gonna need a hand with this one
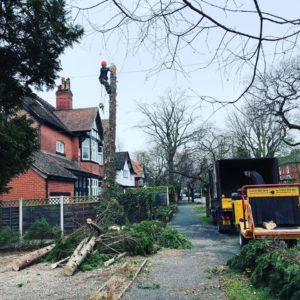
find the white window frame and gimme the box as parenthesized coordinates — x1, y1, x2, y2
(56, 140, 65, 154)
(82, 138, 90, 160)
(123, 170, 129, 178)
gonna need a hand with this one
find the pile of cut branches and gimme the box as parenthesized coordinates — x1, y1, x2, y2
(227, 240, 300, 300)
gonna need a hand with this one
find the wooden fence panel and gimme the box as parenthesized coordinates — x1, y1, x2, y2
(0, 207, 19, 231)
(64, 202, 98, 233)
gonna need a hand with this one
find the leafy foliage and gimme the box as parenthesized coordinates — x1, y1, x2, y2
(79, 252, 113, 271)
(126, 221, 192, 256)
(228, 240, 300, 299)
(24, 218, 61, 240)
(0, 115, 38, 193)
(44, 232, 82, 262)
(0, 226, 19, 246)
(117, 188, 153, 222)
(0, 0, 83, 192)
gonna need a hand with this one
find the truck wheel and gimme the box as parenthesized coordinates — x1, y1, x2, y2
(211, 212, 217, 225)
(286, 239, 297, 248)
(217, 213, 226, 233)
(239, 231, 249, 247)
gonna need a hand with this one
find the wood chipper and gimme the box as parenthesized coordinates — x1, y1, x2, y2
(206, 158, 300, 246)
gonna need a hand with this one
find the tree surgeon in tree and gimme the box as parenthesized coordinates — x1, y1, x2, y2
(99, 60, 111, 94)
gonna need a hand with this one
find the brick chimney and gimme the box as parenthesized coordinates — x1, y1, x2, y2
(56, 77, 73, 110)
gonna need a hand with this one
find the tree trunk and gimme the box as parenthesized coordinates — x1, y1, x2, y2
(12, 244, 55, 271)
(64, 236, 96, 276)
(102, 64, 117, 199)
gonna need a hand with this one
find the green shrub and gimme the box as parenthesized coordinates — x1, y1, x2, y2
(117, 189, 153, 222)
(24, 218, 52, 240)
(0, 226, 19, 246)
(159, 227, 192, 249)
(227, 240, 300, 299)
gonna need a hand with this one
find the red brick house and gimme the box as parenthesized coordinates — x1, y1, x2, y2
(132, 160, 145, 187)
(0, 78, 104, 200)
(279, 162, 300, 183)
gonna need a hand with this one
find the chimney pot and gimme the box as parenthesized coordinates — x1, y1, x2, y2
(56, 77, 73, 110)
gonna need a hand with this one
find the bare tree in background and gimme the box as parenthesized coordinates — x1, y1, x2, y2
(72, 1, 300, 103)
(249, 56, 300, 146)
(134, 146, 167, 186)
(227, 100, 288, 158)
(137, 89, 198, 185)
(174, 127, 231, 183)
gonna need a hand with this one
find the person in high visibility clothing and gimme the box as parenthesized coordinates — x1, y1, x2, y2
(99, 60, 111, 94)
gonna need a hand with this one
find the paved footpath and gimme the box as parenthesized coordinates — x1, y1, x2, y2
(123, 203, 239, 300)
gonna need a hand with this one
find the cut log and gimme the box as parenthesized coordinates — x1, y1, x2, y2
(263, 220, 277, 230)
(104, 252, 127, 267)
(64, 236, 97, 276)
(12, 244, 55, 271)
(86, 218, 103, 234)
(50, 256, 70, 269)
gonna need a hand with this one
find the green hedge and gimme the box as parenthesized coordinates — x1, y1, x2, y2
(227, 240, 300, 300)
(117, 188, 153, 222)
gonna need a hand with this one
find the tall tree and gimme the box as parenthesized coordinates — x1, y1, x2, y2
(249, 56, 300, 146)
(0, 0, 83, 193)
(137, 89, 198, 185)
(73, 1, 300, 102)
(227, 99, 288, 158)
(134, 147, 167, 186)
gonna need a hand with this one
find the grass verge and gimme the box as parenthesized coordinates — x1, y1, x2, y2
(206, 266, 276, 300)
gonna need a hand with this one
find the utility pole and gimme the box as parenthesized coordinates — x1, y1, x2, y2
(102, 64, 117, 199)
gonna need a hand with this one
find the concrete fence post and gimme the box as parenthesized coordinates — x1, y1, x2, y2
(166, 186, 170, 206)
(60, 196, 64, 238)
(19, 198, 23, 238)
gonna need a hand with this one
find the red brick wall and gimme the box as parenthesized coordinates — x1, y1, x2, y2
(40, 124, 74, 159)
(0, 169, 46, 201)
(80, 162, 104, 177)
(48, 180, 74, 197)
(71, 137, 80, 161)
(56, 90, 73, 110)
(279, 164, 300, 182)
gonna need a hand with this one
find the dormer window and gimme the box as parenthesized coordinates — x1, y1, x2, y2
(56, 141, 65, 154)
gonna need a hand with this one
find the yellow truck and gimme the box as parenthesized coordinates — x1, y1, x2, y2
(206, 158, 300, 246)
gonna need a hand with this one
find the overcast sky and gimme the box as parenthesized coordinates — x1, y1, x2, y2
(37, 1, 300, 155)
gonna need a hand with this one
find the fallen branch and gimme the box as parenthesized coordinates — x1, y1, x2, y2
(64, 236, 97, 276)
(87, 218, 103, 234)
(117, 258, 148, 299)
(104, 252, 127, 267)
(50, 256, 70, 269)
(12, 244, 55, 271)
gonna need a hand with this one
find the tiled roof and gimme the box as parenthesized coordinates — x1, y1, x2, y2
(43, 151, 90, 174)
(115, 152, 135, 173)
(132, 160, 144, 178)
(32, 151, 91, 180)
(23, 96, 71, 133)
(32, 151, 77, 180)
(54, 108, 98, 132)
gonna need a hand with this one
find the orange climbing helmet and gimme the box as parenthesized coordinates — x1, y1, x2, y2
(101, 60, 107, 66)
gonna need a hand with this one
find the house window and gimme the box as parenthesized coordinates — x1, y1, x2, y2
(82, 138, 90, 160)
(56, 141, 65, 154)
(98, 146, 103, 165)
(123, 170, 129, 178)
(91, 140, 98, 162)
(87, 178, 99, 196)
